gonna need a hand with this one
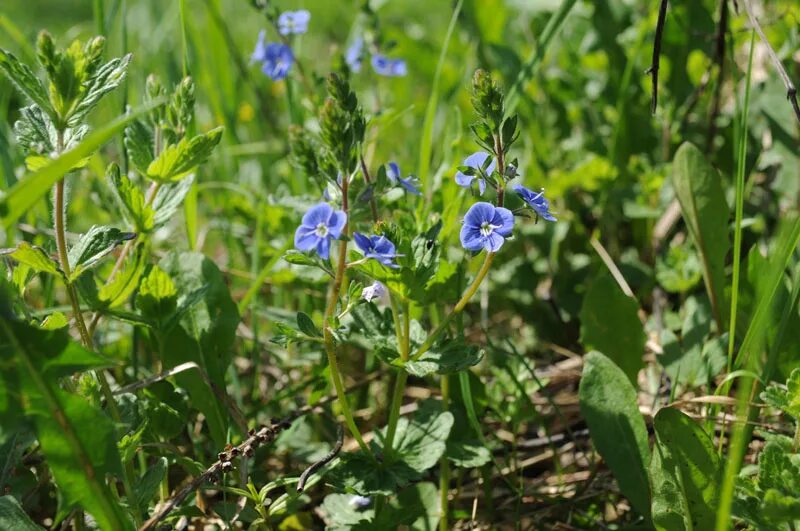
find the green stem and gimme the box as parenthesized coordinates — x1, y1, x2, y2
(411, 252, 496, 362)
(322, 177, 372, 458)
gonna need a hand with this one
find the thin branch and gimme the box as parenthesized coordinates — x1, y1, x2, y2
(706, 0, 729, 151)
(741, 0, 800, 124)
(297, 423, 344, 492)
(647, 0, 669, 114)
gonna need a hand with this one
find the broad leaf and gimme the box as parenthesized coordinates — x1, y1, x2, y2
(0, 319, 132, 530)
(4, 242, 63, 279)
(579, 273, 645, 383)
(672, 142, 730, 328)
(136, 265, 178, 321)
(67, 55, 132, 127)
(0, 48, 53, 119)
(761, 368, 800, 419)
(296, 311, 322, 337)
(107, 163, 154, 232)
(445, 437, 491, 468)
(68, 226, 136, 281)
(405, 341, 483, 377)
(135, 456, 168, 514)
(98, 247, 146, 309)
(650, 408, 720, 530)
(0, 495, 43, 531)
(152, 175, 195, 227)
(146, 127, 223, 182)
(579, 351, 651, 519)
(123, 119, 154, 175)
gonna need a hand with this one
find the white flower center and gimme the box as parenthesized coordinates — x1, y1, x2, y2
(315, 223, 329, 237)
(480, 221, 499, 237)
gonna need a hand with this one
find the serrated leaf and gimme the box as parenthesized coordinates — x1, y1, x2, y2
(123, 119, 154, 175)
(67, 54, 132, 127)
(579, 351, 651, 519)
(67, 226, 136, 281)
(152, 176, 194, 227)
(13, 104, 53, 154)
(107, 164, 154, 232)
(4, 241, 63, 278)
(580, 274, 645, 383)
(650, 408, 720, 531)
(0, 48, 53, 119)
(672, 142, 730, 328)
(98, 247, 145, 309)
(146, 127, 223, 182)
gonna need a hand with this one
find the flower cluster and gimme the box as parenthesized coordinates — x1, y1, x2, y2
(252, 10, 309, 81)
(345, 37, 407, 78)
(453, 71, 557, 253)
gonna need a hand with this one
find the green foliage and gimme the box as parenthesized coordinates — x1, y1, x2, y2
(146, 127, 223, 183)
(67, 225, 135, 281)
(322, 482, 439, 530)
(579, 351, 651, 519)
(672, 142, 730, 329)
(4, 242, 63, 279)
(0, 496, 43, 531)
(649, 408, 720, 531)
(762, 368, 800, 420)
(579, 273, 645, 383)
(0, 319, 131, 530)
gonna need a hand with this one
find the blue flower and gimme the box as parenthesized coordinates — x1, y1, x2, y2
(513, 184, 557, 222)
(278, 10, 311, 35)
(345, 37, 364, 73)
(386, 162, 421, 196)
(252, 33, 294, 81)
(371, 54, 407, 77)
(455, 151, 496, 195)
(353, 232, 401, 268)
(361, 281, 386, 303)
(294, 203, 347, 259)
(460, 202, 514, 252)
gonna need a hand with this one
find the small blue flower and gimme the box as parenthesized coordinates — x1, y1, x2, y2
(252, 33, 294, 81)
(353, 232, 402, 268)
(460, 202, 514, 253)
(386, 162, 421, 196)
(513, 184, 557, 222)
(455, 152, 496, 195)
(361, 281, 386, 303)
(294, 203, 347, 260)
(371, 54, 407, 77)
(278, 10, 311, 35)
(345, 37, 364, 73)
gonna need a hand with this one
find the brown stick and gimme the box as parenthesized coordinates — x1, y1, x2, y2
(647, 0, 669, 114)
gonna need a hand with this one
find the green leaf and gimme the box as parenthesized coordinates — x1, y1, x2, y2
(107, 163, 154, 232)
(68, 226, 136, 281)
(761, 368, 800, 419)
(0, 319, 132, 530)
(98, 247, 146, 309)
(672, 142, 730, 329)
(404, 342, 483, 377)
(0, 495, 43, 531)
(650, 408, 720, 531)
(0, 98, 165, 229)
(40, 311, 68, 330)
(579, 274, 645, 383)
(3, 242, 63, 279)
(152, 176, 194, 227)
(296, 312, 322, 338)
(136, 265, 177, 321)
(323, 482, 440, 530)
(135, 456, 167, 513)
(445, 437, 491, 468)
(67, 54, 132, 127)
(0, 48, 53, 119)
(331, 409, 453, 496)
(158, 251, 239, 444)
(146, 127, 223, 182)
(578, 351, 651, 519)
(123, 119, 154, 175)
(13, 105, 53, 154)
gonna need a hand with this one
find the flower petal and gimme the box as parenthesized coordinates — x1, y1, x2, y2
(485, 232, 506, 252)
(327, 210, 347, 238)
(353, 232, 372, 254)
(477, 178, 486, 196)
(302, 203, 334, 227)
(460, 225, 485, 251)
(463, 202, 495, 228)
(294, 227, 319, 252)
(387, 162, 400, 183)
(492, 207, 515, 236)
(455, 171, 473, 188)
(316, 236, 331, 260)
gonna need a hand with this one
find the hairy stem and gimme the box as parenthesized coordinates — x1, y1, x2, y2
(322, 175, 372, 457)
